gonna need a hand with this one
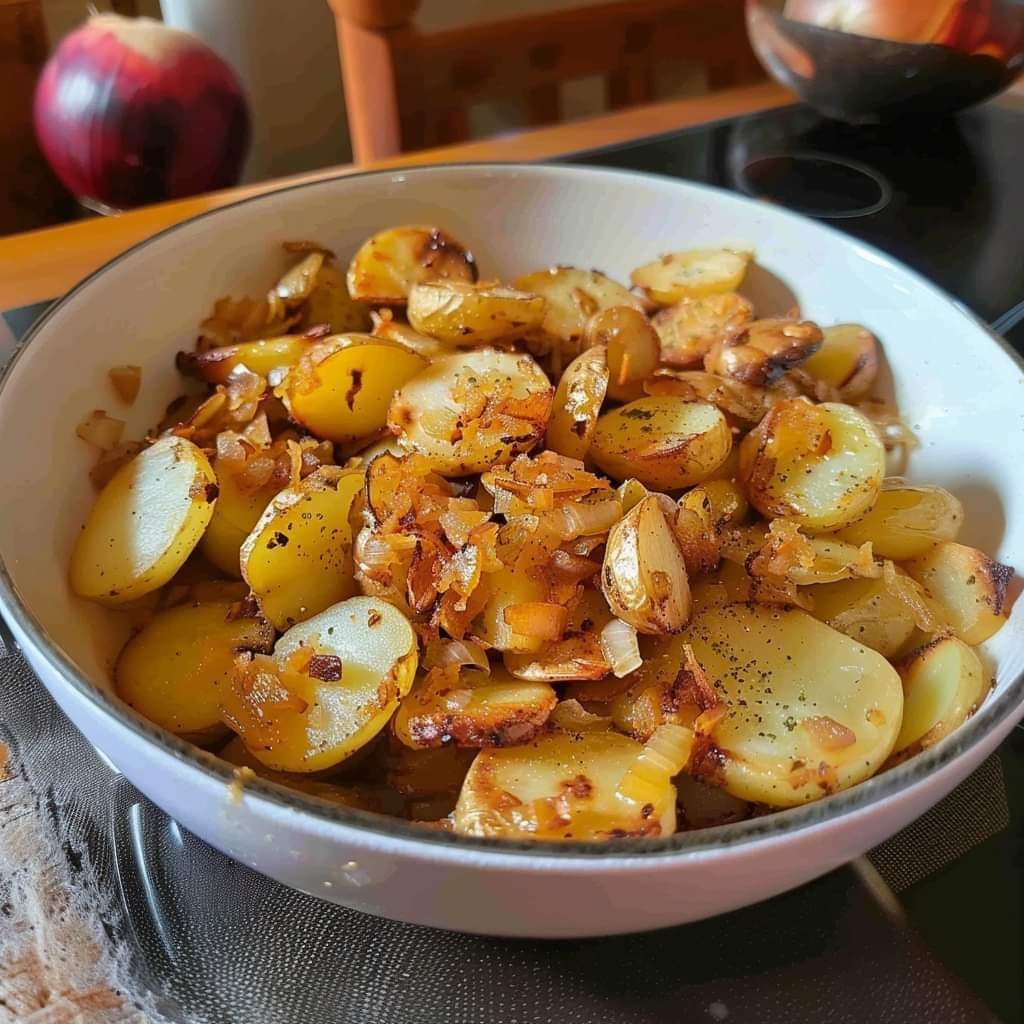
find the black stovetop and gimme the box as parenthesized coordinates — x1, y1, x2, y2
(566, 99, 1024, 341)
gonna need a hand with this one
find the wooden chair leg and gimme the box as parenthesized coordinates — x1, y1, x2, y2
(526, 83, 561, 126)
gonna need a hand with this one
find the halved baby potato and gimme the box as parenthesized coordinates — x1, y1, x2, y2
(407, 281, 546, 344)
(685, 604, 903, 806)
(70, 436, 217, 604)
(591, 396, 732, 490)
(388, 348, 553, 476)
(346, 225, 477, 304)
(393, 665, 557, 749)
(115, 601, 274, 742)
(221, 596, 418, 772)
(904, 541, 1013, 645)
(652, 292, 754, 368)
(241, 466, 364, 630)
(512, 266, 643, 356)
(584, 306, 660, 402)
(453, 730, 676, 840)
(278, 334, 428, 443)
(177, 335, 313, 385)
(739, 398, 885, 532)
(892, 635, 988, 758)
(602, 494, 692, 634)
(833, 481, 964, 560)
(800, 323, 880, 401)
(302, 262, 372, 334)
(545, 345, 609, 461)
(644, 370, 772, 428)
(631, 248, 752, 305)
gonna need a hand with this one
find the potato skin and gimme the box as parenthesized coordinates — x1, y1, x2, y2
(407, 282, 546, 344)
(545, 345, 609, 460)
(70, 436, 217, 604)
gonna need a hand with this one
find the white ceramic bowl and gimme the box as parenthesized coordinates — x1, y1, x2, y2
(1, 165, 1022, 938)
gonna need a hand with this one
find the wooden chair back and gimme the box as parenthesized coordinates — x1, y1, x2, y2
(327, 0, 762, 163)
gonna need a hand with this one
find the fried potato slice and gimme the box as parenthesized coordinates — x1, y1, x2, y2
(407, 281, 546, 344)
(453, 731, 676, 840)
(631, 248, 752, 305)
(347, 225, 477, 304)
(891, 635, 988, 759)
(388, 349, 553, 476)
(221, 596, 417, 772)
(240, 466, 363, 630)
(116, 601, 274, 742)
(685, 604, 903, 807)
(70, 436, 217, 604)
(739, 398, 885, 532)
(393, 665, 557, 749)
(591, 396, 732, 490)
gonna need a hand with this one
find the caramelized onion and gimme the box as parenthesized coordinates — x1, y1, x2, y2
(76, 409, 125, 450)
(599, 617, 642, 677)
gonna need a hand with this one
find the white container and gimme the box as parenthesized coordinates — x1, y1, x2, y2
(1, 165, 1022, 937)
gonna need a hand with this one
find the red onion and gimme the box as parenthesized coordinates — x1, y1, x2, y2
(34, 14, 249, 210)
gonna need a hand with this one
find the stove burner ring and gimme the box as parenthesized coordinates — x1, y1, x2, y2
(737, 151, 893, 220)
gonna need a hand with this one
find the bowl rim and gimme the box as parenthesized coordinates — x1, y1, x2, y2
(2, 160, 1023, 864)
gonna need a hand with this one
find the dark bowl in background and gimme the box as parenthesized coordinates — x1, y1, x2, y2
(747, 0, 1024, 123)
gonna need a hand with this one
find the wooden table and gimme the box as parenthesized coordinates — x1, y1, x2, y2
(0, 81, 791, 310)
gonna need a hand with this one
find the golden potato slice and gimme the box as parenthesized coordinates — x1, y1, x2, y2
(800, 323, 880, 401)
(240, 466, 364, 630)
(833, 481, 964, 560)
(808, 575, 917, 658)
(616, 478, 650, 514)
(347, 225, 477, 304)
(388, 349, 553, 476)
(221, 597, 418, 772)
(591, 396, 732, 490)
(407, 281, 546, 344)
(453, 731, 676, 840)
(545, 346, 609, 461)
(115, 601, 274, 742)
(652, 292, 754, 368)
(201, 460, 280, 577)
(603, 494, 691, 634)
(686, 604, 903, 806)
(302, 262, 372, 333)
(631, 249, 752, 305)
(739, 399, 885, 532)
(904, 541, 1013, 645)
(512, 266, 643, 357)
(393, 665, 557, 749)
(278, 334, 428, 444)
(892, 636, 988, 758)
(177, 335, 313, 386)
(70, 436, 217, 605)
(583, 306, 660, 402)
(699, 479, 749, 530)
